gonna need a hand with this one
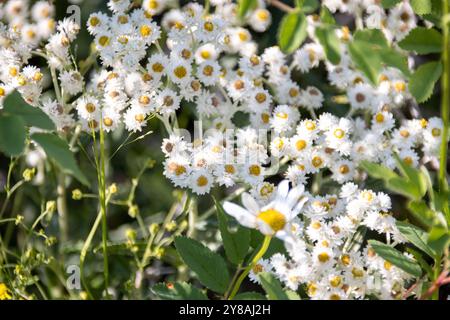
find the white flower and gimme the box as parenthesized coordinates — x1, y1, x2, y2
(223, 180, 308, 239)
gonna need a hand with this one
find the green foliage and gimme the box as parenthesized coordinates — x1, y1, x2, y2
(258, 272, 290, 300)
(174, 236, 230, 294)
(215, 198, 250, 265)
(0, 114, 26, 157)
(396, 221, 436, 258)
(368, 240, 422, 277)
(233, 292, 267, 300)
(237, 0, 257, 18)
(410, 0, 432, 15)
(348, 29, 409, 84)
(315, 26, 341, 65)
(3, 90, 55, 131)
(278, 12, 308, 54)
(398, 27, 442, 54)
(381, 0, 401, 8)
(151, 282, 208, 300)
(31, 133, 89, 186)
(409, 61, 442, 103)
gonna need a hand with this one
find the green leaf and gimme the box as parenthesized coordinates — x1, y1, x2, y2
(381, 0, 401, 8)
(297, 0, 320, 13)
(398, 27, 442, 54)
(386, 177, 422, 200)
(409, 61, 442, 103)
(368, 240, 422, 277)
(238, 0, 257, 18)
(0, 114, 26, 157)
(360, 161, 399, 181)
(320, 6, 335, 24)
(31, 133, 89, 186)
(427, 226, 450, 257)
(258, 272, 289, 300)
(174, 236, 230, 294)
(215, 198, 250, 265)
(315, 26, 341, 65)
(278, 12, 308, 54)
(285, 290, 301, 300)
(396, 221, 436, 258)
(411, 0, 432, 15)
(407, 200, 437, 228)
(233, 292, 267, 300)
(3, 91, 55, 131)
(394, 155, 428, 198)
(349, 29, 409, 84)
(151, 282, 208, 300)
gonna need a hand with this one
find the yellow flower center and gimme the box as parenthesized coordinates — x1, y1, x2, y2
(152, 62, 164, 73)
(305, 121, 316, 131)
(318, 252, 330, 263)
(333, 128, 345, 139)
(85, 102, 96, 113)
(330, 294, 341, 300)
(400, 129, 410, 138)
(135, 114, 145, 122)
(341, 254, 351, 266)
(312, 156, 323, 168)
(403, 156, 413, 166)
(276, 112, 288, 119)
(432, 128, 441, 137)
(140, 25, 152, 37)
(98, 36, 110, 47)
(174, 66, 187, 78)
(225, 164, 235, 174)
(296, 139, 307, 151)
(257, 209, 286, 232)
(204, 21, 214, 32)
(103, 117, 113, 127)
(203, 65, 213, 76)
(0, 283, 11, 300)
(261, 113, 270, 123)
(200, 50, 211, 59)
(394, 81, 406, 92)
(329, 276, 342, 287)
(89, 16, 100, 27)
(252, 263, 264, 274)
(289, 88, 299, 97)
(339, 165, 349, 174)
(255, 92, 267, 103)
(197, 175, 208, 187)
(352, 268, 364, 278)
(420, 118, 428, 128)
(0, 87, 5, 96)
(249, 165, 261, 176)
(375, 113, 385, 123)
(384, 261, 392, 271)
(256, 9, 269, 21)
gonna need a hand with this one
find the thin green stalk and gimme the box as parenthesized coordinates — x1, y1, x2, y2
(98, 126, 110, 297)
(440, 0, 450, 203)
(227, 236, 272, 300)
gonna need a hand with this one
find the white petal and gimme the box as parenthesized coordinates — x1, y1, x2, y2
(286, 184, 305, 209)
(223, 202, 256, 229)
(276, 180, 290, 199)
(241, 192, 260, 215)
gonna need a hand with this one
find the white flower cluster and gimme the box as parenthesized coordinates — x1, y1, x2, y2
(225, 180, 413, 300)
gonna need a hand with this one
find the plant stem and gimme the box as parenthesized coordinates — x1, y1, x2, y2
(57, 172, 69, 243)
(227, 235, 272, 300)
(440, 0, 450, 208)
(267, 0, 295, 13)
(98, 127, 110, 298)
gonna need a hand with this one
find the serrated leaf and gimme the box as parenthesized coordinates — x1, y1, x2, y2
(278, 12, 308, 54)
(152, 282, 208, 300)
(174, 236, 230, 294)
(396, 221, 436, 258)
(258, 272, 289, 300)
(238, 0, 257, 18)
(215, 198, 250, 265)
(368, 240, 422, 277)
(409, 61, 442, 103)
(394, 155, 428, 198)
(315, 26, 341, 65)
(398, 27, 442, 54)
(360, 161, 399, 181)
(0, 114, 26, 157)
(411, 0, 432, 15)
(3, 90, 55, 131)
(233, 292, 267, 300)
(31, 133, 89, 186)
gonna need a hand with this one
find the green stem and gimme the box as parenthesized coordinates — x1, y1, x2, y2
(440, 0, 450, 210)
(98, 127, 110, 298)
(227, 236, 272, 300)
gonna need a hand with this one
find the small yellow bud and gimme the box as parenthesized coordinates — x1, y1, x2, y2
(46, 201, 56, 213)
(22, 168, 36, 182)
(108, 183, 118, 195)
(149, 223, 159, 235)
(154, 247, 165, 259)
(128, 205, 139, 218)
(72, 189, 83, 200)
(165, 221, 177, 232)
